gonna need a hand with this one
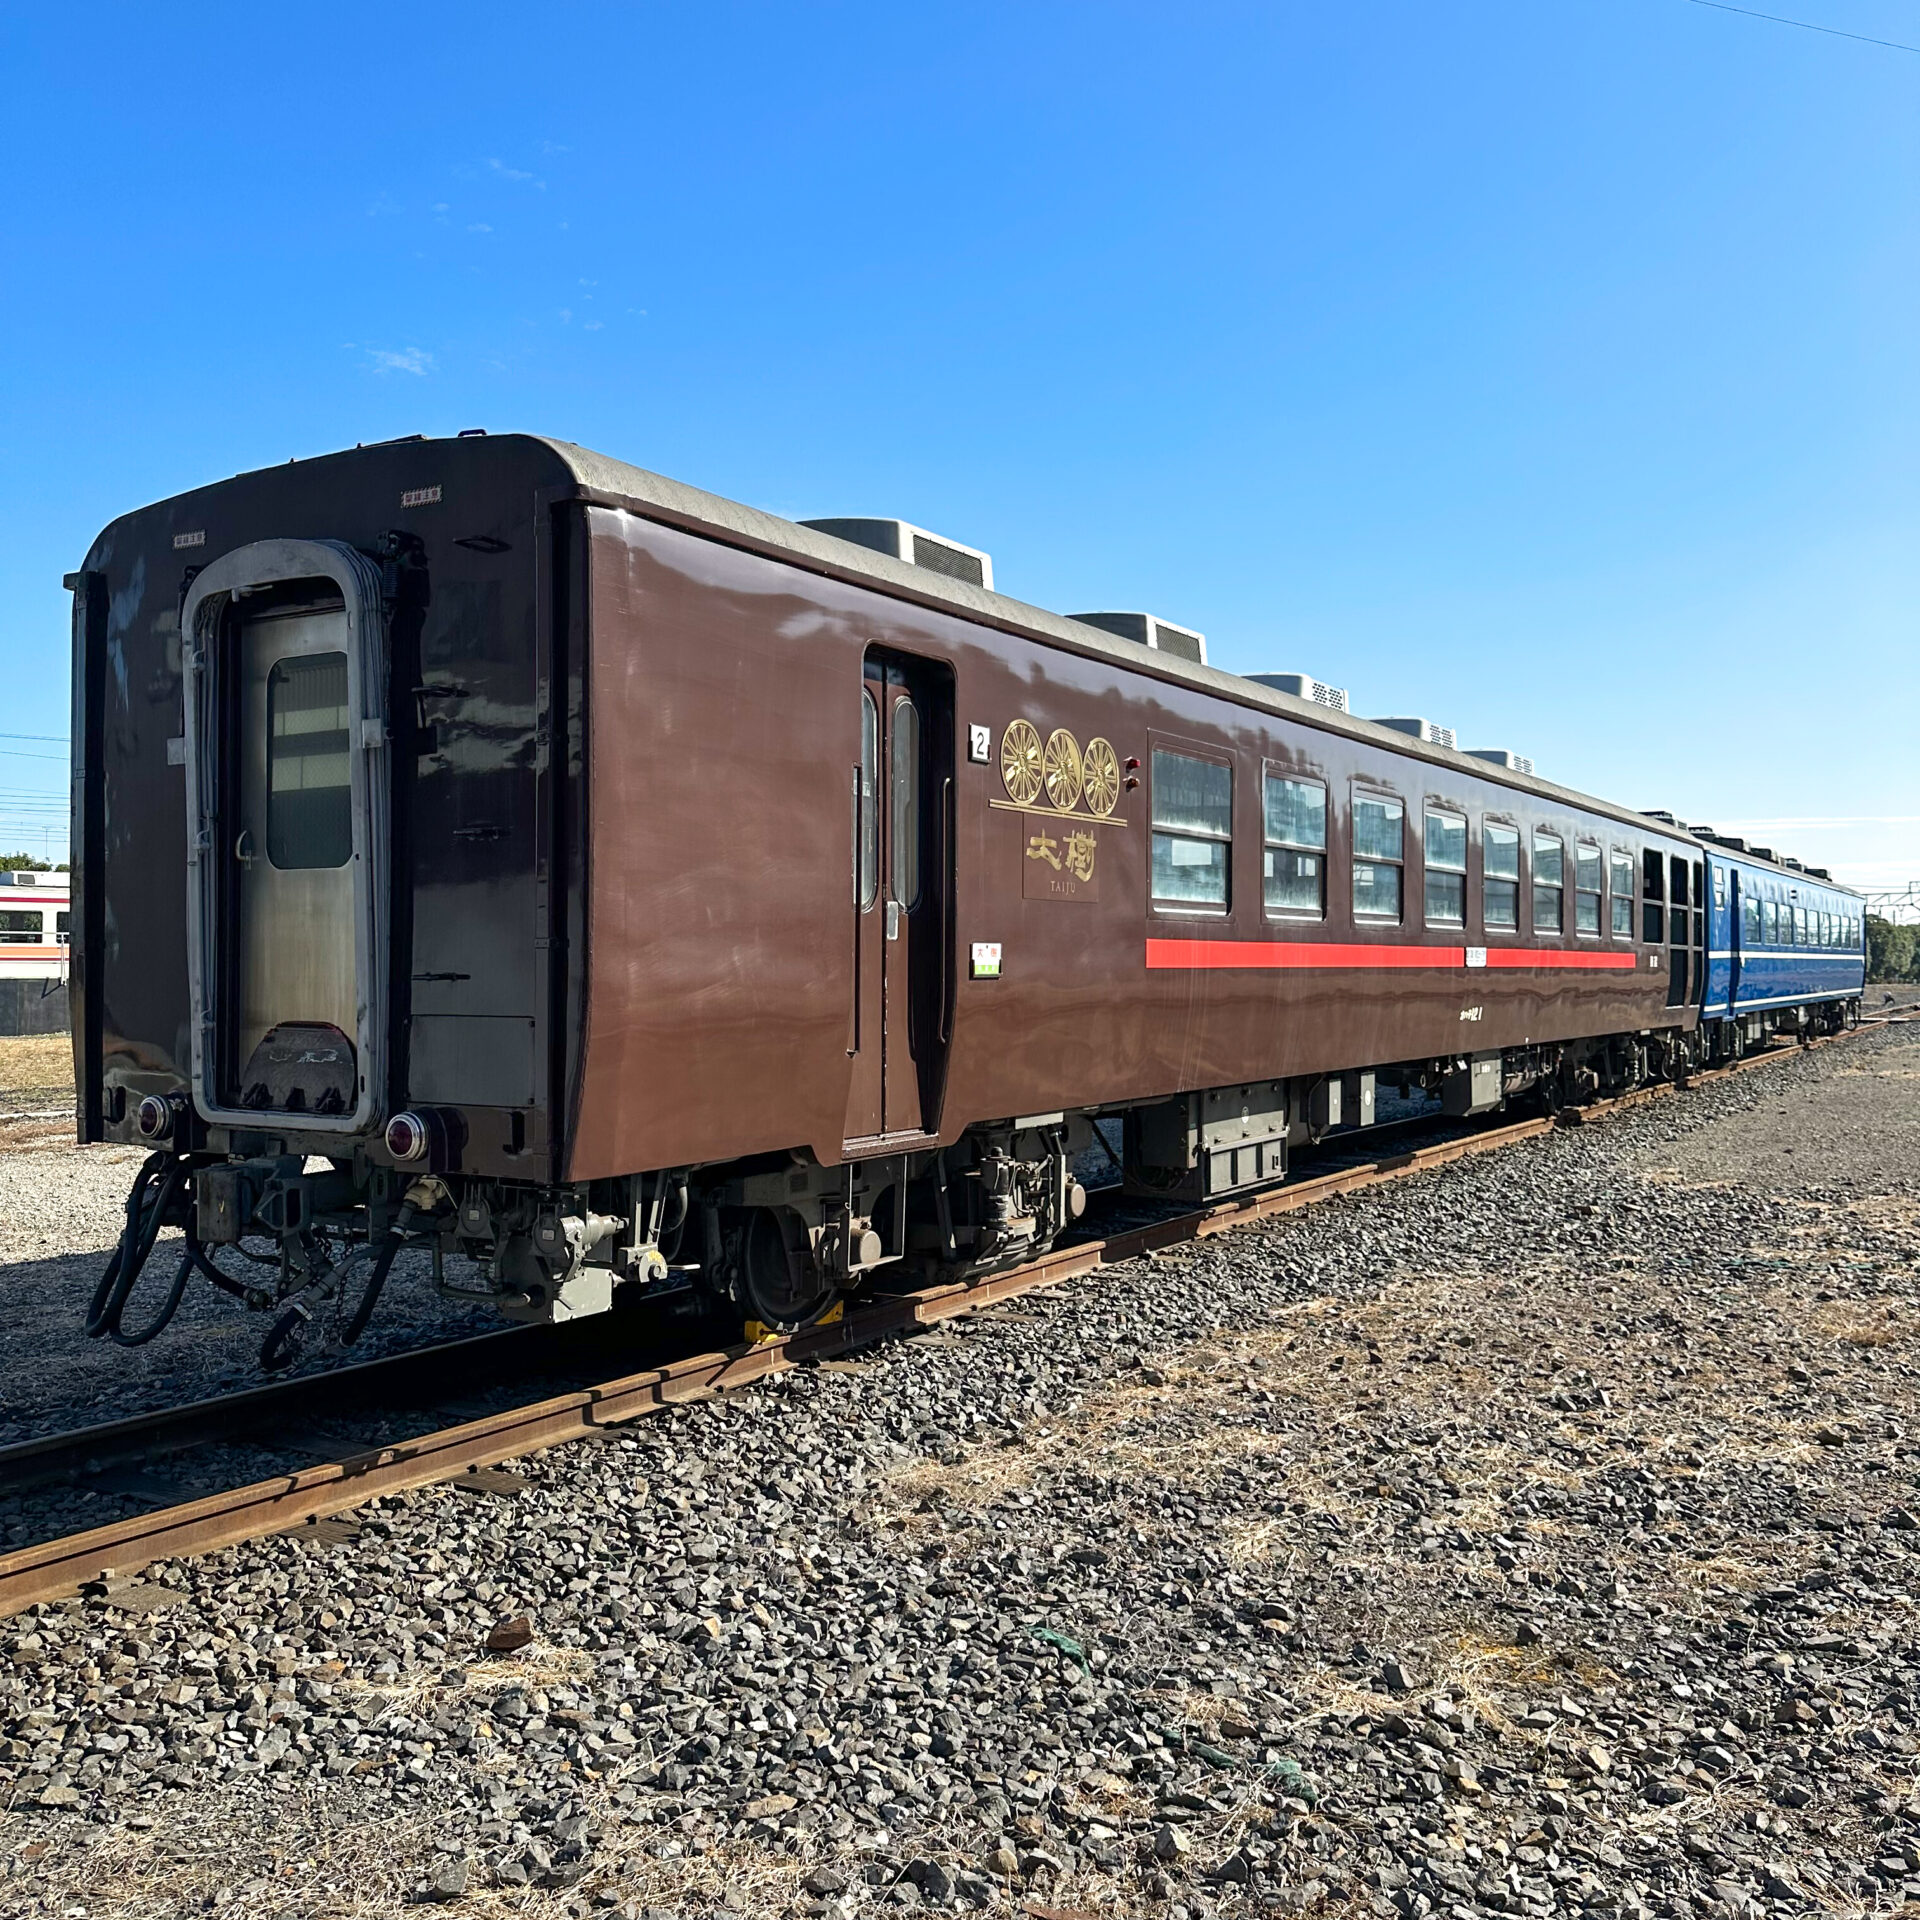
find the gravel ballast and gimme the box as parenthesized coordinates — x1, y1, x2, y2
(2, 1021, 1917, 1918)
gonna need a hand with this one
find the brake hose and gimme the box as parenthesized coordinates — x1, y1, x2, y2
(85, 1154, 193, 1347)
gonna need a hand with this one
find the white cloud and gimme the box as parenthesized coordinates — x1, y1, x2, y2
(487, 157, 545, 187)
(467, 223, 492, 233)
(584, 320, 603, 331)
(366, 347, 434, 376)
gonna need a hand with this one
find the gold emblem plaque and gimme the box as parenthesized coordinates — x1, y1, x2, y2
(991, 716, 1128, 838)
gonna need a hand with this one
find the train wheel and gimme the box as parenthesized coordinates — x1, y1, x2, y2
(1082, 737, 1120, 816)
(736, 1206, 836, 1333)
(1000, 720, 1043, 807)
(1043, 729, 1083, 812)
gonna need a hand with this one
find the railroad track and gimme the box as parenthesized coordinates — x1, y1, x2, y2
(0, 1028, 1859, 1620)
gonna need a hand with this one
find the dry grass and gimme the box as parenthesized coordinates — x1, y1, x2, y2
(0, 1031, 72, 1095)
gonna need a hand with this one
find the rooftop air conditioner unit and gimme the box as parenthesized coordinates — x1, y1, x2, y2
(1642, 809, 1678, 826)
(1068, 611, 1206, 667)
(1689, 826, 1719, 841)
(1749, 846, 1776, 862)
(1373, 716, 1457, 751)
(1806, 866, 1831, 880)
(1247, 672, 1350, 713)
(1464, 748, 1535, 776)
(1783, 857, 1805, 871)
(798, 517, 993, 592)
(1709, 835, 1749, 852)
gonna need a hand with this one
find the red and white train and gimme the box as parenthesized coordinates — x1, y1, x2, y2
(0, 870, 71, 1035)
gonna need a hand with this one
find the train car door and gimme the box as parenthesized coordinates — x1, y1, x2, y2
(228, 607, 360, 1104)
(1692, 857, 1708, 1010)
(847, 649, 954, 1144)
(1727, 868, 1744, 1011)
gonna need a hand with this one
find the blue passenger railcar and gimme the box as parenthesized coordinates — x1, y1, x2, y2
(1701, 847, 1865, 1044)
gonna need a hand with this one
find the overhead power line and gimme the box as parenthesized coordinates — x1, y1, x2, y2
(1682, 0, 1920, 54)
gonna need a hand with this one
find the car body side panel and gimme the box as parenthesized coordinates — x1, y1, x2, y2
(568, 507, 1702, 1183)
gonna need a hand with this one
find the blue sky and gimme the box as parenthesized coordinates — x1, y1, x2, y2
(1, 1, 1914, 892)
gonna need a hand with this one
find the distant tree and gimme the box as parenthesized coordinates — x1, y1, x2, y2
(0, 853, 50, 872)
(1867, 915, 1919, 983)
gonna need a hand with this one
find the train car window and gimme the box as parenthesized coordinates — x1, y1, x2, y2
(55, 911, 70, 945)
(1533, 832, 1564, 933)
(1262, 772, 1326, 918)
(891, 699, 921, 910)
(1714, 866, 1729, 909)
(266, 653, 353, 870)
(1352, 793, 1404, 921)
(1151, 749, 1232, 913)
(1642, 849, 1664, 945)
(858, 691, 879, 910)
(1610, 850, 1634, 938)
(1795, 904, 1809, 946)
(1484, 823, 1520, 930)
(1575, 842, 1602, 936)
(1742, 894, 1760, 945)
(0, 910, 42, 943)
(1762, 898, 1776, 944)
(1424, 808, 1467, 927)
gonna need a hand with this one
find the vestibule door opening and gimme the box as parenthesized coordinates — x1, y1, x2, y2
(846, 647, 954, 1146)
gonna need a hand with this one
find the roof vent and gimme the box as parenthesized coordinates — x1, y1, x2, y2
(799, 517, 993, 591)
(1247, 671, 1349, 713)
(1689, 825, 1718, 841)
(1806, 866, 1831, 880)
(1783, 856, 1805, 871)
(1464, 747, 1535, 776)
(1708, 834, 1748, 852)
(1641, 809, 1678, 826)
(1068, 611, 1206, 666)
(1373, 715, 1457, 751)
(1749, 845, 1776, 862)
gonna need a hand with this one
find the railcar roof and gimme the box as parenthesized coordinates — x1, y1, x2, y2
(87, 430, 1851, 886)
(547, 437, 1709, 856)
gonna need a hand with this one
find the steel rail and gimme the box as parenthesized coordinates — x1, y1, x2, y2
(0, 1030, 1853, 1619)
(0, 1318, 621, 1500)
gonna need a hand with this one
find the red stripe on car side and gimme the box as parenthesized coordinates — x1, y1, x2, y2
(1145, 938, 1640, 972)
(1481, 947, 1638, 970)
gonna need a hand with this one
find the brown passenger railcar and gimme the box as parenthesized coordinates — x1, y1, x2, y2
(68, 434, 1752, 1352)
